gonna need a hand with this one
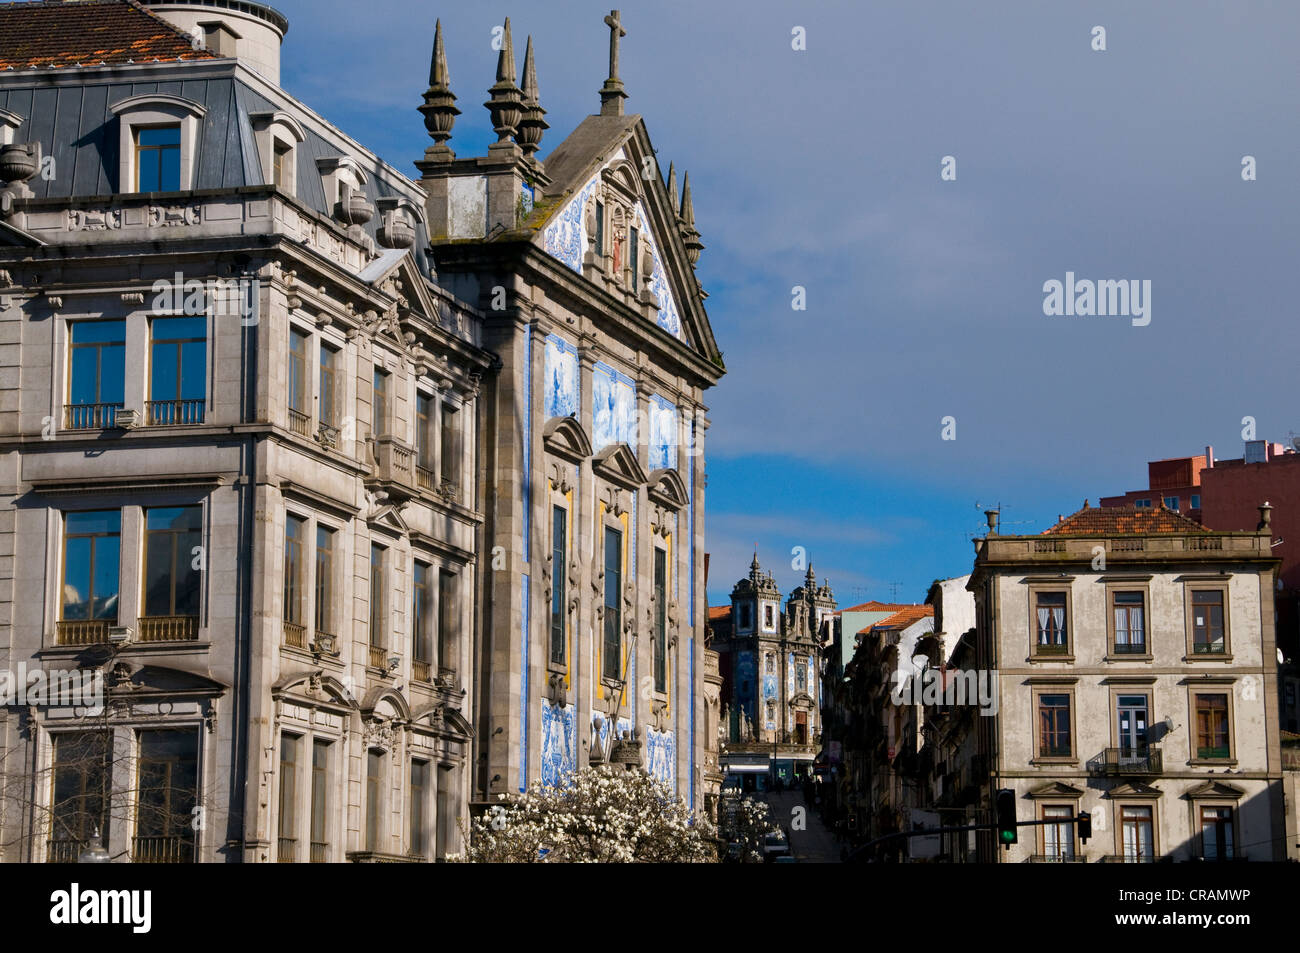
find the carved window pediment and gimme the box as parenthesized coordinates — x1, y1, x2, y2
(646, 467, 688, 510)
(592, 442, 647, 490)
(1184, 780, 1245, 800)
(543, 415, 593, 463)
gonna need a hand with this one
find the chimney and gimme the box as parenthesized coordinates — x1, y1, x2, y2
(142, 1, 288, 85)
(1205, 445, 1214, 468)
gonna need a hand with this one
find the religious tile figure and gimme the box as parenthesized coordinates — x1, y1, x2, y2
(415, 11, 724, 807)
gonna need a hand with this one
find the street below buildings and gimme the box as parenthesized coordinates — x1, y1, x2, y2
(763, 789, 842, 863)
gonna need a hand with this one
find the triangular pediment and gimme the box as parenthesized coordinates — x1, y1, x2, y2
(543, 415, 593, 463)
(367, 499, 411, 537)
(1184, 780, 1245, 799)
(1026, 781, 1086, 799)
(1105, 781, 1163, 799)
(592, 442, 647, 490)
(646, 467, 688, 510)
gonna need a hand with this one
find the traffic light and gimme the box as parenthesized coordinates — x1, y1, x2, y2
(996, 789, 1017, 846)
(1078, 811, 1092, 844)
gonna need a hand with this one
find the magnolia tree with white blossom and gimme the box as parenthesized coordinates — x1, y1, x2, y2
(452, 765, 719, 863)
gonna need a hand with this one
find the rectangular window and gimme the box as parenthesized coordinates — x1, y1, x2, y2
(142, 506, 202, 635)
(551, 507, 567, 666)
(796, 660, 807, 692)
(603, 527, 622, 681)
(67, 320, 126, 429)
(61, 510, 121, 626)
(1043, 805, 1075, 860)
(764, 605, 774, 629)
(136, 125, 180, 192)
(438, 569, 456, 675)
(372, 369, 389, 437)
(369, 544, 386, 653)
(283, 515, 306, 628)
(314, 526, 335, 637)
(1134, 499, 1151, 508)
(134, 729, 198, 863)
(272, 141, 291, 189)
(1034, 591, 1068, 654)
(654, 547, 667, 692)
(440, 403, 459, 487)
(1201, 806, 1234, 860)
(410, 760, 428, 858)
(628, 226, 639, 288)
(49, 732, 110, 860)
(277, 734, 299, 861)
(1192, 590, 1226, 655)
(595, 200, 605, 255)
(318, 344, 339, 429)
(1191, 494, 1202, 510)
(416, 392, 434, 481)
(288, 328, 310, 435)
(1037, 693, 1072, 758)
(413, 561, 432, 676)
(1116, 694, 1149, 758)
(365, 750, 383, 851)
(309, 740, 330, 862)
(1164, 496, 1180, 511)
(148, 315, 206, 425)
(1112, 590, 1146, 654)
(1195, 694, 1230, 760)
(1122, 806, 1155, 861)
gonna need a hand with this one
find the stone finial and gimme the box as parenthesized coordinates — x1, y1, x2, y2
(679, 171, 704, 265)
(1258, 501, 1273, 531)
(419, 20, 460, 162)
(666, 161, 679, 217)
(516, 35, 549, 164)
(984, 509, 999, 536)
(484, 18, 524, 145)
(599, 10, 628, 116)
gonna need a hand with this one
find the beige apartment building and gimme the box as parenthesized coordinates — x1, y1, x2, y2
(969, 503, 1288, 862)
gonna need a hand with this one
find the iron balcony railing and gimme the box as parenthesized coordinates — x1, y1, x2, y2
(145, 398, 205, 425)
(310, 842, 328, 863)
(64, 402, 123, 430)
(1028, 854, 1086, 863)
(1101, 853, 1169, 863)
(46, 838, 87, 863)
(278, 837, 297, 862)
(132, 835, 192, 863)
(1087, 746, 1163, 777)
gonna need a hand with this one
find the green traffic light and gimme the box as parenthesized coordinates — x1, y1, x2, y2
(999, 829, 1016, 843)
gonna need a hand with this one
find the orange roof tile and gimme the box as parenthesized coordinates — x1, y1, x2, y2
(838, 600, 910, 615)
(1044, 502, 1208, 536)
(857, 604, 933, 634)
(708, 605, 731, 622)
(0, 1, 216, 70)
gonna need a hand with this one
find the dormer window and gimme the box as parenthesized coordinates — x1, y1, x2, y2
(110, 94, 206, 194)
(251, 112, 305, 197)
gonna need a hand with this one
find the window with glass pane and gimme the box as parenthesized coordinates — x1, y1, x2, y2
(272, 141, 291, 189)
(283, 515, 305, 626)
(277, 734, 298, 858)
(1192, 590, 1225, 654)
(134, 730, 198, 862)
(318, 345, 339, 428)
(365, 750, 383, 851)
(1043, 805, 1075, 859)
(143, 506, 202, 620)
(62, 510, 121, 622)
(1034, 591, 1068, 653)
(796, 660, 807, 692)
(438, 569, 456, 674)
(416, 393, 433, 475)
(149, 316, 206, 424)
(440, 403, 458, 487)
(67, 320, 125, 429)
(135, 125, 180, 191)
(628, 226, 639, 288)
(595, 200, 604, 254)
(1122, 806, 1154, 861)
(551, 507, 567, 665)
(1038, 693, 1071, 757)
(315, 526, 335, 636)
(1201, 806, 1233, 860)
(369, 544, 386, 650)
(1112, 591, 1145, 653)
(50, 732, 110, 858)
(1195, 694, 1230, 759)
(372, 369, 389, 437)
(310, 740, 330, 862)
(288, 328, 309, 416)
(1117, 694, 1149, 758)
(413, 561, 431, 669)
(653, 548, 667, 692)
(1164, 496, 1180, 511)
(603, 527, 622, 681)
(410, 760, 428, 857)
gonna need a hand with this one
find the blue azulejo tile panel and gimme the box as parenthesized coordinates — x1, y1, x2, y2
(593, 361, 637, 451)
(540, 698, 576, 787)
(542, 170, 600, 272)
(646, 727, 676, 790)
(647, 394, 677, 471)
(544, 334, 579, 419)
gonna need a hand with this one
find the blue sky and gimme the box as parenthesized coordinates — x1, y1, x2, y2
(265, 0, 1300, 607)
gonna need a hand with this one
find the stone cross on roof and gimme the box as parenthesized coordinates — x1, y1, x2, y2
(599, 9, 628, 116)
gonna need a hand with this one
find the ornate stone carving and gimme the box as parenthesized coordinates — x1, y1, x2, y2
(68, 207, 121, 231)
(148, 204, 200, 227)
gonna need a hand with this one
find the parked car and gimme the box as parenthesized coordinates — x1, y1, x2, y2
(763, 830, 791, 862)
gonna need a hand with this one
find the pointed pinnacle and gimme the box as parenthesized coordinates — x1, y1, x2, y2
(430, 19, 449, 87)
(521, 35, 539, 103)
(496, 18, 516, 83)
(680, 171, 695, 227)
(667, 162, 679, 216)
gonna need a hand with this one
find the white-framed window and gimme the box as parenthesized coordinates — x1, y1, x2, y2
(109, 94, 206, 193)
(250, 111, 306, 196)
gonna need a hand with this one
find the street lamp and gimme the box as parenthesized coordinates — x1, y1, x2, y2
(77, 827, 110, 863)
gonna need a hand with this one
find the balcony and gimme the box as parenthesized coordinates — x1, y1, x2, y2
(278, 837, 297, 862)
(56, 619, 112, 646)
(138, 615, 199, 642)
(413, 659, 432, 683)
(283, 621, 307, 650)
(1101, 854, 1169, 863)
(368, 645, 387, 669)
(46, 838, 87, 863)
(1087, 746, 1163, 777)
(132, 835, 192, 863)
(416, 464, 434, 491)
(64, 402, 123, 431)
(344, 850, 426, 863)
(369, 435, 415, 489)
(1027, 854, 1086, 863)
(310, 841, 328, 863)
(316, 421, 340, 450)
(145, 398, 205, 426)
(287, 407, 311, 438)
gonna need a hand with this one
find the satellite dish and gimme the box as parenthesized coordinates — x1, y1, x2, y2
(1279, 647, 1286, 665)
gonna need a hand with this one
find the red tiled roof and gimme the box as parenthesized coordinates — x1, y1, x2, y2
(708, 605, 731, 622)
(0, 1, 216, 70)
(838, 600, 910, 615)
(1044, 502, 1208, 535)
(858, 604, 932, 634)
